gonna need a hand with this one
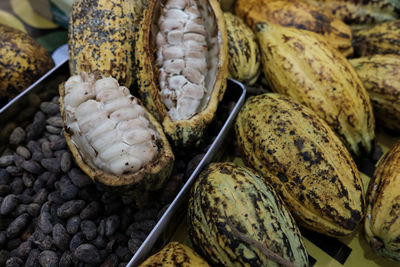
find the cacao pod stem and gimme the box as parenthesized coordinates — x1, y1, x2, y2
(225, 214, 297, 267)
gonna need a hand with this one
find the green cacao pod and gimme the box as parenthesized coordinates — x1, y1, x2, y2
(224, 12, 261, 85)
(188, 162, 309, 266)
(0, 24, 54, 98)
(139, 242, 210, 266)
(235, 93, 366, 238)
(135, 0, 228, 147)
(68, 0, 135, 89)
(365, 140, 400, 261)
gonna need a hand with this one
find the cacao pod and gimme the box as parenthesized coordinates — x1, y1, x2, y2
(365, 140, 400, 261)
(0, 24, 54, 98)
(135, 0, 228, 147)
(256, 22, 375, 157)
(68, 0, 135, 89)
(353, 20, 400, 57)
(188, 162, 309, 266)
(224, 12, 261, 85)
(235, 0, 353, 56)
(59, 72, 174, 195)
(306, 0, 400, 30)
(235, 93, 366, 237)
(139, 242, 210, 266)
(350, 54, 400, 132)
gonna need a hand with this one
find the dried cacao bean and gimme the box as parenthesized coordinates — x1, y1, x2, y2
(57, 200, 85, 219)
(40, 102, 59, 115)
(52, 223, 70, 250)
(0, 194, 17, 215)
(81, 220, 97, 241)
(39, 250, 59, 267)
(9, 127, 26, 145)
(74, 243, 103, 264)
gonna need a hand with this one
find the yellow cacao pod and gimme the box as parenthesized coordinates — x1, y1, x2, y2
(353, 20, 400, 57)
(235, 93, 366, 237)
(224, 12, 261, 85)
(256, 22, 375, 157)
(68, 0, 135, 89)
(306, 0, 400, 30)
(235, 0, 353, 56)
(365, 140, 400, 261)
(350, 54, 400, 132)
(0, 24, 54, 98)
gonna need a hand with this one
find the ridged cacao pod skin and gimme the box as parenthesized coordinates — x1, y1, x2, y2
(256, 22, 375, 158)
(234, 0, 353, 57)
(353, 20, 400, 57)
(365, 140, 400, 261)
(139, 242, 211, 266)
(135, 0, 228, 147)
(68, 0, 135, 89)
(188, 162, 309, 267)
(0, 24, 54, 98)
(306, 0, 400, 30)
(59, 74, 174, 195)
(235, 93, 366, 238)
(350, 55, 400, 132)
(224, 12, 261, 85)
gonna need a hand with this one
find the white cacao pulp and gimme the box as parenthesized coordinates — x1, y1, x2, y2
(156, 0, 211, 121)
(63, 73, 160, 175)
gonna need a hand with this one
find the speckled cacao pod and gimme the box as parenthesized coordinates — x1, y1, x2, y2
(256, 22, 375, 157)
(353, 20, 400, 57)
(235, 93, 366, 237)
(139, 242, 210, 266)
(68, 0, 135, 89)
(135, 0, 228, 147)
(59, 72, 174, 195)
(0, 24, 54, 98)
(365, 140, 400, 261)
(235, 0, 353, 56)
(307, 0, 400, 30)
(224, 12, 260, 85)
(350, 54, 400, 132)
(188, 162, 309, 266)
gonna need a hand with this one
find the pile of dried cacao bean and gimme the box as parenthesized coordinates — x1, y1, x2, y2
(0, 94, 234, 266)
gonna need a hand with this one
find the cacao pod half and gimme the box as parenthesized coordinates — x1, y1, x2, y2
(350, 54, 400, 132)
(235, 93, 366, 237)
(0, 24, 54, 98)
(68, 0, 135, 89)
(188, 162, 309, 266)
(59, 72, 174, 195)
(235, 0, 353, 56)
(365, 140, 400, 261)
(256, 22, 375, 158)
(135, 0, 228, 147)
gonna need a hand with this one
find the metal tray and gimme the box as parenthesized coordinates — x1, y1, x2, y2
(0, 61, 246, 266)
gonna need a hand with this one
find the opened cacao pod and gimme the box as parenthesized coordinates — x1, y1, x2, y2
(135, 0, 228, 147)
